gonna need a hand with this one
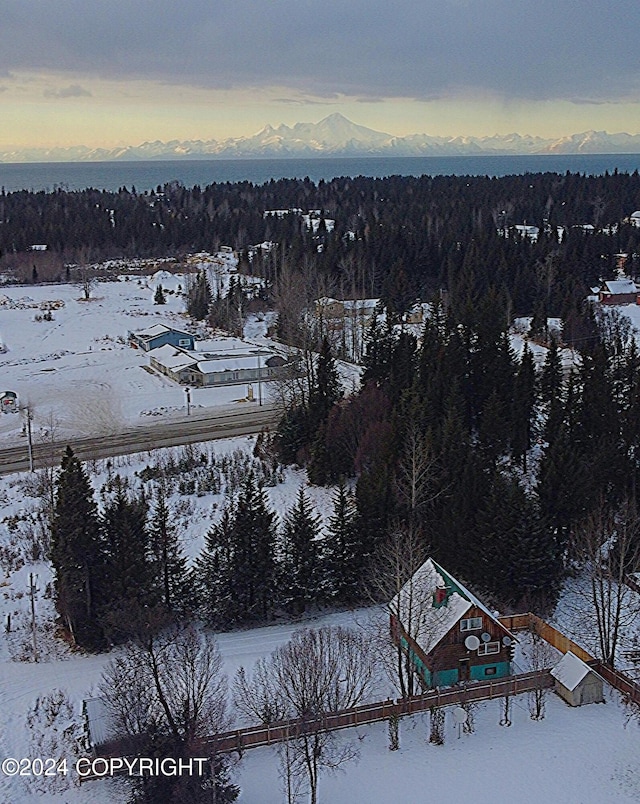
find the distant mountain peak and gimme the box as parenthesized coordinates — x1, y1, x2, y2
(3, 115, 640, 163)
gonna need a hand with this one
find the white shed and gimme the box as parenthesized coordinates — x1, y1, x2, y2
(550, 651, 604, 706)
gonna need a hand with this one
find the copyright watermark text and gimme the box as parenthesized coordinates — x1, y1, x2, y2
(2, 756, 208, 779)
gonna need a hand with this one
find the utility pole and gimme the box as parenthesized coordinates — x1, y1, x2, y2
(28, 572, 39, 662)
(184, 387, 191, 416)
(22, 404, 34, 472)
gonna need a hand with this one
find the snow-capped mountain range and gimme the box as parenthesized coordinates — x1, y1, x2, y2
(4, 113, 640, 163)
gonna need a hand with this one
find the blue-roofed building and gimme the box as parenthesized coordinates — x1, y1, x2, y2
(128, 323, 195, 352)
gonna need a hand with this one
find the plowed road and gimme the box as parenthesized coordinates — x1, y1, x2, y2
(0, 405, 280, 476)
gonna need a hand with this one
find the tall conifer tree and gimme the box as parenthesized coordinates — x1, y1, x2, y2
(100, 476, 154, 638)
(51, 447, 105, 650)
(148, 482, 190, 613)
(280, 488, 322, 613)
(324, 480, 360, 601)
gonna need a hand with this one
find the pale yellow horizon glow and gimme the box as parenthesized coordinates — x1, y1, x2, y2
(2, 71, 640, 149)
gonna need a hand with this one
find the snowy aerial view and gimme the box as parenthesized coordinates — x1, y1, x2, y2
(4, 3, 640, 796)
(1, 213, 640, 802)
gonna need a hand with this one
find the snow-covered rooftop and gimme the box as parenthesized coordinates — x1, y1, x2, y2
(150, 343, 196, 370)
(196, 355, 271, 374)
(84, 697, 115, 749)
(389, 558, 514, 656)
(132, 322, 191, 339)
(602, 279, 638, 295)
(550, 651, 601, 691)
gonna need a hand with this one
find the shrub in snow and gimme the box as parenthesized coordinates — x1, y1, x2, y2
(25, 689, 86, 793)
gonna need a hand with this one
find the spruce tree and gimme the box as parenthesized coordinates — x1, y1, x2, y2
(153, 283, 166, 304)
(186, 270, 211, 320)
(324, 480, 360, 601)
(230, 474, 278, 622)
(50, 447, 105, 650)
(309, 336, 342, 427)
(540, 335, 563, 406)
(279, 488, 322, 613)
(194, 505, 235, 626)
(511, 343, 537, 469)
(100, 476, 153, 633)
(148, 482, 190, 613)
(475, 472, 560, 610)
(540, 335, 564, 444)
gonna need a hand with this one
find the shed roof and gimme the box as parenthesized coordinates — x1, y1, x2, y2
(550, 651, 601, 691)
(84, 697, 114, 749)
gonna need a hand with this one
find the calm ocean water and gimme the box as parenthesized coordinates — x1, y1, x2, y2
(1, 154, 640, 193)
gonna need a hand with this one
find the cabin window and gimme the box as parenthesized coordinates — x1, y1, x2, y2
(484, 667, 497, 676)
(178, 338, 191, 346)
(477, 641, 500, 656)
(460, 617, 483, 632)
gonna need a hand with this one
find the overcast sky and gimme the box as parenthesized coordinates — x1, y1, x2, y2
(2, 0, 640, 148)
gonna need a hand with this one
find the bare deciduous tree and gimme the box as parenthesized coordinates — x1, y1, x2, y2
(394, 423, 439, 528)
(101, 624, 237, 803)
(71, 264, 97, 300)
(571, 499, 640, 667)
(522, 629, 558, 720)
(369, 524, 430, 699)
(234, 626, 376, 804)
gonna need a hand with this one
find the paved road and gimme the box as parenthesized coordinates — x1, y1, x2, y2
(0, 404, 281, 476)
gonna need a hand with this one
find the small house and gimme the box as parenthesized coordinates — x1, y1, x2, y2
(389, 558, 516, 689)
(597, 279, 640, 305)
(550, 651, 604, 706)
(128, 324, 195, 352)
(403, 303, 425, 325)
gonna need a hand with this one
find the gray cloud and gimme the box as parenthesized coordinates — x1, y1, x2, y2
(43, 84, 92, 99)
(2, 1, 639, 104)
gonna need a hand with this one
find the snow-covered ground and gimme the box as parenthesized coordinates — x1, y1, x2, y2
(2, 433, 640, 802)
(0, 269, 280, 446)
(239, 693, 640, 803)
(2, 269, 640, 802)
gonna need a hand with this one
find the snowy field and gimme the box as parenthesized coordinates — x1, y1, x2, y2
(0, 264, 280, 446)
(239, 692, 640, 804)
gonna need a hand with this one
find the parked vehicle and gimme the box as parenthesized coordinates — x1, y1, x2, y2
(0, 390, 18, 413)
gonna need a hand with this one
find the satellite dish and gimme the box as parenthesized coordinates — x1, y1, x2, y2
(465, 635, 480, 650)
(502, 636, 512, 646)
(452, 707, 468, 725)
(481, 632, 492, 643)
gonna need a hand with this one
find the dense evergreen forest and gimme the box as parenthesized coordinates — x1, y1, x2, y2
(3, 171, 640, 322)
(39, 170, 640, 649)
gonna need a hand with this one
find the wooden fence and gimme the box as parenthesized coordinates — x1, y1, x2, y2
(498, 612, 595, 662)
(206, 614, 640, 756)
(499, 612, 640, 708)
(89, 611, 640, 773)
(206, 670, 553, 754)
(593, 662, 640, 706)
